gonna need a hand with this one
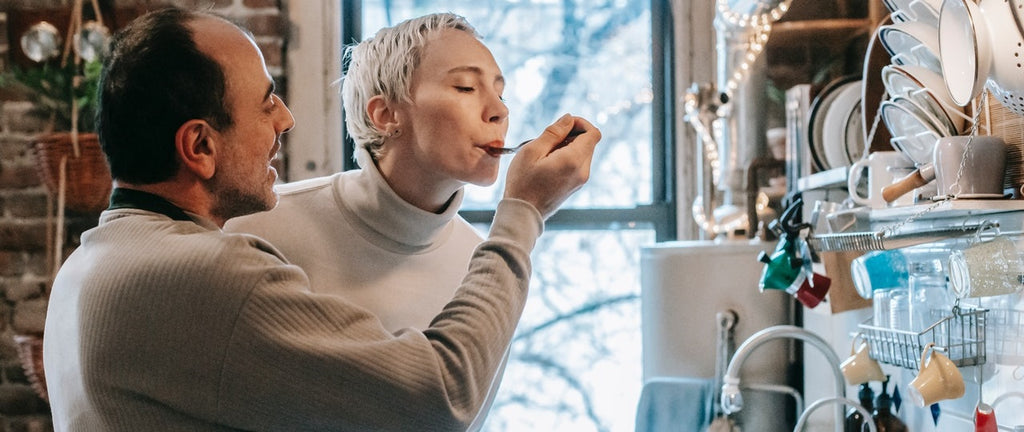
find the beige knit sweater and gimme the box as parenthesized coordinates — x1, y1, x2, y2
(43, 198, 541, 431)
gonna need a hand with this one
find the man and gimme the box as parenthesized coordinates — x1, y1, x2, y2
(42, 8, 599, 432)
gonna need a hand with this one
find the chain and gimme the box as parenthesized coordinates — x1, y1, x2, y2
(880, 90, 989, 237)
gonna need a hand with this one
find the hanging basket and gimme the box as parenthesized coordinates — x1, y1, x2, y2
(12, 333, 48, 403)
(34, 132, 112, 213)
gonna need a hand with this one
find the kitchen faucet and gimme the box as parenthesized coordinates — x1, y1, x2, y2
(720, 325, 846, 430)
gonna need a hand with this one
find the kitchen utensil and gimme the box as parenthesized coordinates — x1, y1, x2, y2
(808, 76, 858, 171)
(939, 0, 992, 105)
(932, 135, 1007, 198)
(881, 100, 944, 165)
(879, 21, 943, 73)
(851, 249, 910, 299)
(949, 235, 1024, 298)
(882, 163, 935, 203)
(822, 81, 862, 169)
(845, 101, 867, 163)
(908, 342, 966, 407)
(980, 0, 1024, 115)
(487, 129, 585, 156)
(882, 64, 968, 133)
(848, 151, 916, 208)
(19, 21, 62, 63)
(894, 95, 957, 136)
(886, 0, 942, 27)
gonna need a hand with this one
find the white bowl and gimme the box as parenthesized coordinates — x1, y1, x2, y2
(886, 0, 942, 27)
(939, 0, 992, 106)
(881, 99, 946, 165)
(880, 21, 943, 73)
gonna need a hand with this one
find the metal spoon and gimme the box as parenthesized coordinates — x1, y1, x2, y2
(486, 129, 586, 156)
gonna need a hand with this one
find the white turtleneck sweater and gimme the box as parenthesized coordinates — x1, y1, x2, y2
(225, 147, 502, 430)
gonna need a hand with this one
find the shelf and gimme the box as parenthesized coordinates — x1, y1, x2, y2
(767, 18, 873, 48)
(796, 166, 848, 192)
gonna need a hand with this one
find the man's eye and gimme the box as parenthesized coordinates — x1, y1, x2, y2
(455, 86, 475, 93)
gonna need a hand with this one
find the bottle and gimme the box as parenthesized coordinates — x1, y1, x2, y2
(845, 382, 875, 432)
(909, 259, 952, 332)
(873, 377, 908, 432)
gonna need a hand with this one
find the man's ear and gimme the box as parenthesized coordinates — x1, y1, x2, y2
(175, 119, 217, 180)
(367, 95, 400, 135)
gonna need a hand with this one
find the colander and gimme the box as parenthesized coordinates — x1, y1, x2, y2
(980, 0, 1024, 115)
(938, 0, 991, 106)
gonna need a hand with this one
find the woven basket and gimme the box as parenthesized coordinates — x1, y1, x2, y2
(34, 132, 112, 213)
(12, 334, 48, 402)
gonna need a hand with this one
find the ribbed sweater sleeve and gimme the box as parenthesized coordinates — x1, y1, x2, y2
(213, 198, 542, 431)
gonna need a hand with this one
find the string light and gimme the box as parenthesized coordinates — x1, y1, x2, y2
(716, 0, 794, 98)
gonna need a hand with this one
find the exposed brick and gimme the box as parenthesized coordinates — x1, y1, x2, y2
(0, 221, 48, 252)
(0, 137, 35, 162)
(4, 362, 29, 385)
(22, 253, 49, 279)
(257, 39, 284, 69)
(243, 0, 279, 8)
(0, 164, 43, 190)
(11, 298, 46, 334)
(4, 280, 44, 303)
(244, 14, 286, 38)
(0, 252, 23, 278)
(0, 332, 15, 361)
(0, 384, 45, 416)
(1, 192, 48, 219)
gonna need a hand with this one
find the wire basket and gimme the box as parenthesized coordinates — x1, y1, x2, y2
(988, 308, 1024, 365)
(858, 306, 988, 370)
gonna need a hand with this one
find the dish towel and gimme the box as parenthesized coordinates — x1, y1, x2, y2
(635, 376, 714, 432)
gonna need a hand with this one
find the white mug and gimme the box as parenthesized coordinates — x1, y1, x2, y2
(848, 151, 916, 208)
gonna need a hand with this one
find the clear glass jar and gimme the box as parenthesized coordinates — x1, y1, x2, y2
(909, 259, 952, 332)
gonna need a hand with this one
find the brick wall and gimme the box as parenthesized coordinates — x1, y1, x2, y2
(0, 1, 288, 429)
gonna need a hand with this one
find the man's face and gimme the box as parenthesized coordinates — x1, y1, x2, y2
(193, 17, 295, 222)
(389, 28, 509, 188)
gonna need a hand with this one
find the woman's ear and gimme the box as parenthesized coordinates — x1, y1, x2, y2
(367, 95, 400, 136)
(175, 119, 217, 180)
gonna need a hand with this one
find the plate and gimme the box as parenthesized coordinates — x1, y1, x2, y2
(881, 100, 944, 164)
(879, 21, 943, 74)
(885, 0, 941, 27)
(844, 101, 866, 163)
(822, 81, 862, 169)
(938, 0, 991, 106)
(808, 75, 859, 171)
(892, 95, 955, 136)
(882, 65, 965, 133)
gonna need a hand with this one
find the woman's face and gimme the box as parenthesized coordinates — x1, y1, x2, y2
(390, 28, 509, 189)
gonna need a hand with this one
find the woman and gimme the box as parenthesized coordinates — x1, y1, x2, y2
(226, 13, 557, 430)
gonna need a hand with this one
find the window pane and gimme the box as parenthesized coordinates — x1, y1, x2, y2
(361, 0, 653, 209)
(467, 226, 653, 431)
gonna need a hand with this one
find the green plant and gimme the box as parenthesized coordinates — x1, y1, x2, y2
(0, 59, 101, 132)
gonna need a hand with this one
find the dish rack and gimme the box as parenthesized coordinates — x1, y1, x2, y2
(858, 306, 988, 370)
(989, 308, 1024, 365)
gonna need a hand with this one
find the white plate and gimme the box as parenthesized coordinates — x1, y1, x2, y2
(881, 100, 944, 164)
(882, 64, 965, 133)
(808, 76, 858, 171)
(938, 0, 991, 106)
(844, 101, 866, 164)
(879, 21, 943, 74)
(892, 94, 955, 136)
(885, 0, 941, 27)
(822, 81, 862, 169)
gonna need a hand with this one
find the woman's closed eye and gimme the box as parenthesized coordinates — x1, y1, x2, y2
(455, 86, 475, 93)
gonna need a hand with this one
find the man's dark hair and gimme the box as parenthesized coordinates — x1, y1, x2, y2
(97, 8, 234, 183)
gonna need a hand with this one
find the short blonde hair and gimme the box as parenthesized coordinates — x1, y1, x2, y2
(341, 13, 479, 159)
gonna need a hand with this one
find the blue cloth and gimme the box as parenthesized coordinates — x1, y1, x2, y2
(635, 377, 714, 432)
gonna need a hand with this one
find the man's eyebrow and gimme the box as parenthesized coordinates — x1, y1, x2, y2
(264, 81, 276, 101)
(447, 66, 505, 86)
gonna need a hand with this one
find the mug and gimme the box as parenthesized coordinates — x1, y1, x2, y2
(948, 236, 1024, 298)
(840, 334, 886, 385)
(851, 249, 909, 299)
(793, 272, 831, 309)
(933, 136, 1007, 198)
(848, 151, 916, 208)
(908, 343, 965, 407)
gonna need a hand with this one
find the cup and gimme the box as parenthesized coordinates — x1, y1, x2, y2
(933, 135, 1007, 198)
(840, 335, 886, 385)
(848, 151, 916, 208)
(851, 249, 909, 299)
(949, 236, 1024, 298)
(793, 272, 831, 309)
(908, 342, 965, 407)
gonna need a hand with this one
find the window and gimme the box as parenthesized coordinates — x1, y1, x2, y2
(344, 1, 673, 429)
